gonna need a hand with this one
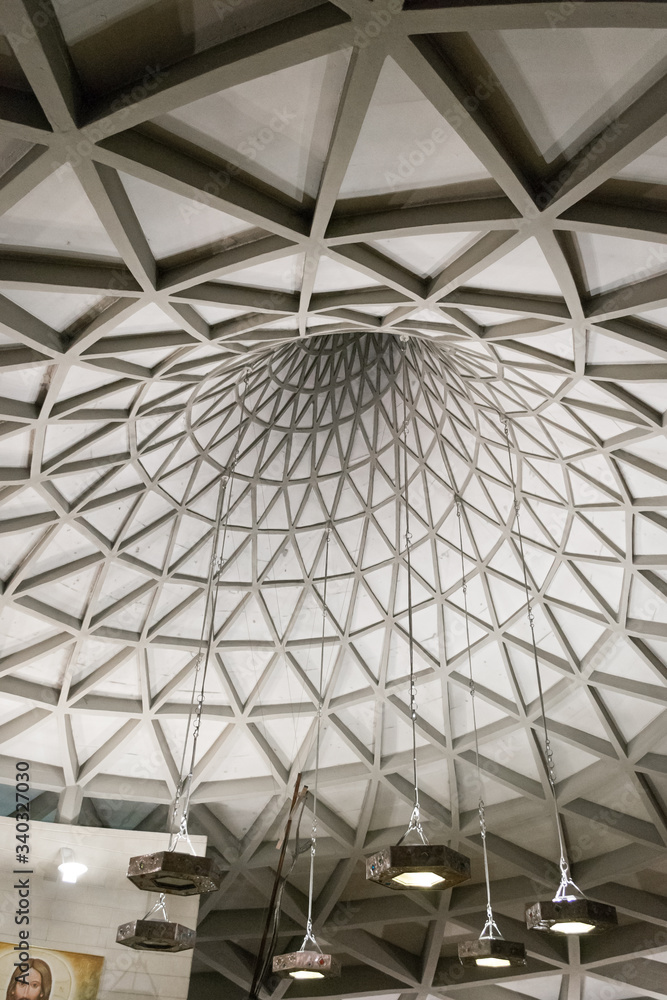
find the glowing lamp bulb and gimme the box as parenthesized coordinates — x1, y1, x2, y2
(289, 971, 325, 980)
(550, 920, 595, 935)
(476, 957, 511, 968)
(58, 861, 88, 883)
(391, 871, 446, 888)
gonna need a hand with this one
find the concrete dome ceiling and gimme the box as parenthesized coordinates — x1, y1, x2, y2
(1, 1, 667, 998)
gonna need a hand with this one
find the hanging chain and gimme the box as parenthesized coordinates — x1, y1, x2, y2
(501, 415, 581, 902)
(301, 525, 332, 952)
(168, 368, 252, 855)
(456, 496, 499, 937)
(144, 892, 169, 922)
(395, 338, 428, 848)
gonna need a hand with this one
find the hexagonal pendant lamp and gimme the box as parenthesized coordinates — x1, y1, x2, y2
(117, 373, 251, 952)
(367, 341, 471, 892)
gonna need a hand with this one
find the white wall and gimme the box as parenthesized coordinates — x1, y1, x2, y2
(0, 816, 206, 1000)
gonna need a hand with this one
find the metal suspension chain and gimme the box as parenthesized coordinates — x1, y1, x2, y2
(301, 525, 332, 952)
(456, 497, 500, 939)
(501, 415, 581, 902)
(397, 338, 426, 847)
(144, 893, 170, 922)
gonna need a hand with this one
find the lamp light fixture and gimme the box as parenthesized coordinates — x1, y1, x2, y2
(273, 950, 341, 981)
(367, 339, 471, 892)
(459, 936, 527, 969)
(525, 898, 617, 936)
(58, 848, 87, 884)
(455, 496, 526, 970)
(118, 369, 252, 952)
(116, 895, 196, 953)
(272, 527, 340, 981)
(500, 416, 617, 937)
(126, 851, 220, 895)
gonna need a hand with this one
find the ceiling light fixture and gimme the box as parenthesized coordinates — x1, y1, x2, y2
(272, 527, 340, 981)
(58, 847, 87, 884)
(116, 899, 196, 953)
(500, 416, 617, 937)
(118, 370, 252, 952)
(455, 497, 526, 970)
(367, 338, 471, 892)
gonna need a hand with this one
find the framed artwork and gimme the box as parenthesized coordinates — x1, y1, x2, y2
(0, 944, 104, 1000)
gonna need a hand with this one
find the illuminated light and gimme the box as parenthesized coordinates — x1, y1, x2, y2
(58, 849, 87, 884)
(58, 861, 88, 884)
(392, 871, 445, 888)
(458, 937, 526, 968)
(366, 844, 470, 890)
(550, 921, 595, 935)
(526, 899, 617, 935)
(272, 950, 340, 979)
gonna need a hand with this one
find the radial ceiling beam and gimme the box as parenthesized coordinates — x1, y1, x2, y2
(326, 198, 520, 243)
(541, 73, 667, 214)
(82, 6, 353, 137)
(95, 130, 309, 240)
(0, 0, 81, 131)
(392, 36, 535, 214)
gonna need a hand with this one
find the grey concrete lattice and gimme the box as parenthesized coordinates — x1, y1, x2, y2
(0, 2, 666, 998)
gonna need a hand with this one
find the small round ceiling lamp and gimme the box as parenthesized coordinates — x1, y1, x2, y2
(58, 848, 87, 884)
